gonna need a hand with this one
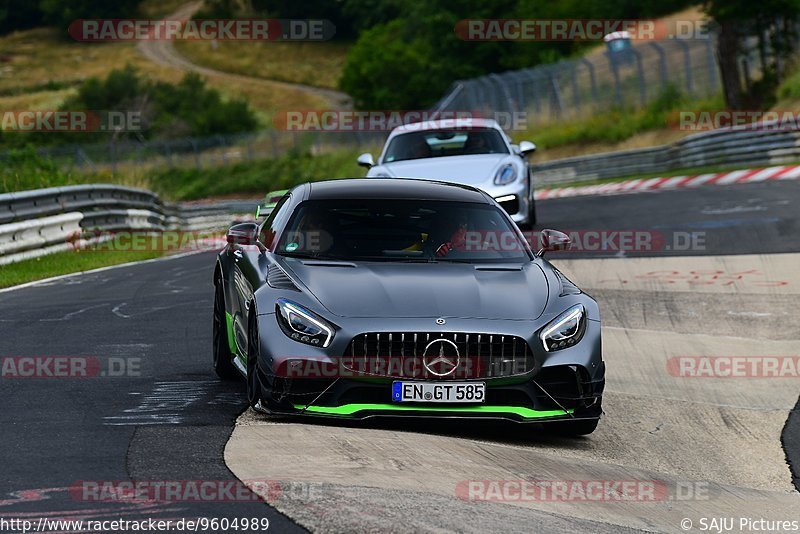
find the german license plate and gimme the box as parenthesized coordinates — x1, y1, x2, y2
(392, 381, 486, 403)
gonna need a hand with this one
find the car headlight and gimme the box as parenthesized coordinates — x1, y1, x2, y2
(276, 299, 334, 347)
(494, 164, 516, 185)
(539, 304, 586, 352)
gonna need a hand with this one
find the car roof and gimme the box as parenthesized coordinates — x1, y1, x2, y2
(304, 178, 492, 203)
(390, 117, 501, 135)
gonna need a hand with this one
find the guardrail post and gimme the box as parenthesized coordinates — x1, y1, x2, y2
(163, 141, 174, 167)
(569, 63, 581, 113)
(218, 135, 227, 165)
(579, 58, 598, 106)
(511, 72, 526, 111)
(110, 142, 117, 174)
(547, 68, 564, 119)
(704, 38, 719, 93)
(632, 48, 646, 107)
(190, 139, 201, 170)
(607, 53, 624, 107)
(677, 40, 693, 94)
(649, 42, 669, 93)
(525, 70, 542, 115)
(492, 73, 516, 113)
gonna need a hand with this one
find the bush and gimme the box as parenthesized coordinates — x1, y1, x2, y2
(39, 0, 139, 35)
(340, 20, 437, 109)
(1, 65, 259, 148)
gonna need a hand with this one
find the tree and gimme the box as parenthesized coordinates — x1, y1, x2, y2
(704, 0, 800, 109)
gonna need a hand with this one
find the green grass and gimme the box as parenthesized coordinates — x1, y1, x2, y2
(147, 149, 368, 200)
(0, 249, 166, 289)
(0, 145, 371, 200)
(0, 148, 121, 193)
(514, 88, 725, 149)
(174, 39, 349, 90)
(777, 62, 800, 101)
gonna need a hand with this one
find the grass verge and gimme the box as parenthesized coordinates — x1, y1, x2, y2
(174, 39, 349, 90)
(147, 149, 367, 200)
(512, 88, 725, 157)
(0, 249, 166, 289)
(0, 27, 330, 123)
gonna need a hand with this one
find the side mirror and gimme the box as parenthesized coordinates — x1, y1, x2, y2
(227, 222, 266, 252)
(519, 140, 536, 156)
(537, 229, 571, 256)
(356, 153, 375, 168)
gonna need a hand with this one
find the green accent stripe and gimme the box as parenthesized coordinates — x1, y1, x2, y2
(225, 312, 238, 356)
(292, 403, 572, 419)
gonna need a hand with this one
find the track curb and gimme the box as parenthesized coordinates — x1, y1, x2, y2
(535, 165, 800, 200)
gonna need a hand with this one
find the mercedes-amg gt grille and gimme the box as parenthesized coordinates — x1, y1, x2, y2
(342, 332, 536, 379)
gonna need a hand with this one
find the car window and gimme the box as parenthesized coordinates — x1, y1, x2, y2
(276, 199, 530, 263)
(260, 194, 290, 250)
(383, 128, 509, 163)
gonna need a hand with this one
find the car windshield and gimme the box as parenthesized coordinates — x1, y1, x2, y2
(276, 199, 530, 263)
(382, 128, 509, 163)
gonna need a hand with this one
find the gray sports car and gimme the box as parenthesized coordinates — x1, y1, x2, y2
(213, 178, 604, 435)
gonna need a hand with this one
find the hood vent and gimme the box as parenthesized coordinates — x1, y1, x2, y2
(267, 264, 299, 291)
(554, 269, 581, 296)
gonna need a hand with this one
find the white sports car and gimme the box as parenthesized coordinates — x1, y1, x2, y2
(357, 118, 538, 227)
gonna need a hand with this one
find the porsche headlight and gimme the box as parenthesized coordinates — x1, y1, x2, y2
(494, 164, 516, 185)
(276, 299, 334, 347)
(539, 304, 586, 352)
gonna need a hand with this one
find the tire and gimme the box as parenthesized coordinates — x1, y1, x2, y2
(246, 311, 264, 409)
(546, 418, 599, 436)
(213, 280, 239, 380)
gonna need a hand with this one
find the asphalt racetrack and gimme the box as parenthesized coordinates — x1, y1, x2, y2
(1, 180, 799, 533)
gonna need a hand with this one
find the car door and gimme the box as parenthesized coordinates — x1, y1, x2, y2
(230, 194, 291, 360)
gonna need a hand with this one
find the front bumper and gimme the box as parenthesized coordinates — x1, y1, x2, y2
(255, 313, 604, 422)
(481, 180, 531, 224)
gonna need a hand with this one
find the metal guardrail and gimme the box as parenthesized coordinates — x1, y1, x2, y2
(531, 126, 800, 186)
(434, 38, 721, 126)
(0, 185, 255, 266)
